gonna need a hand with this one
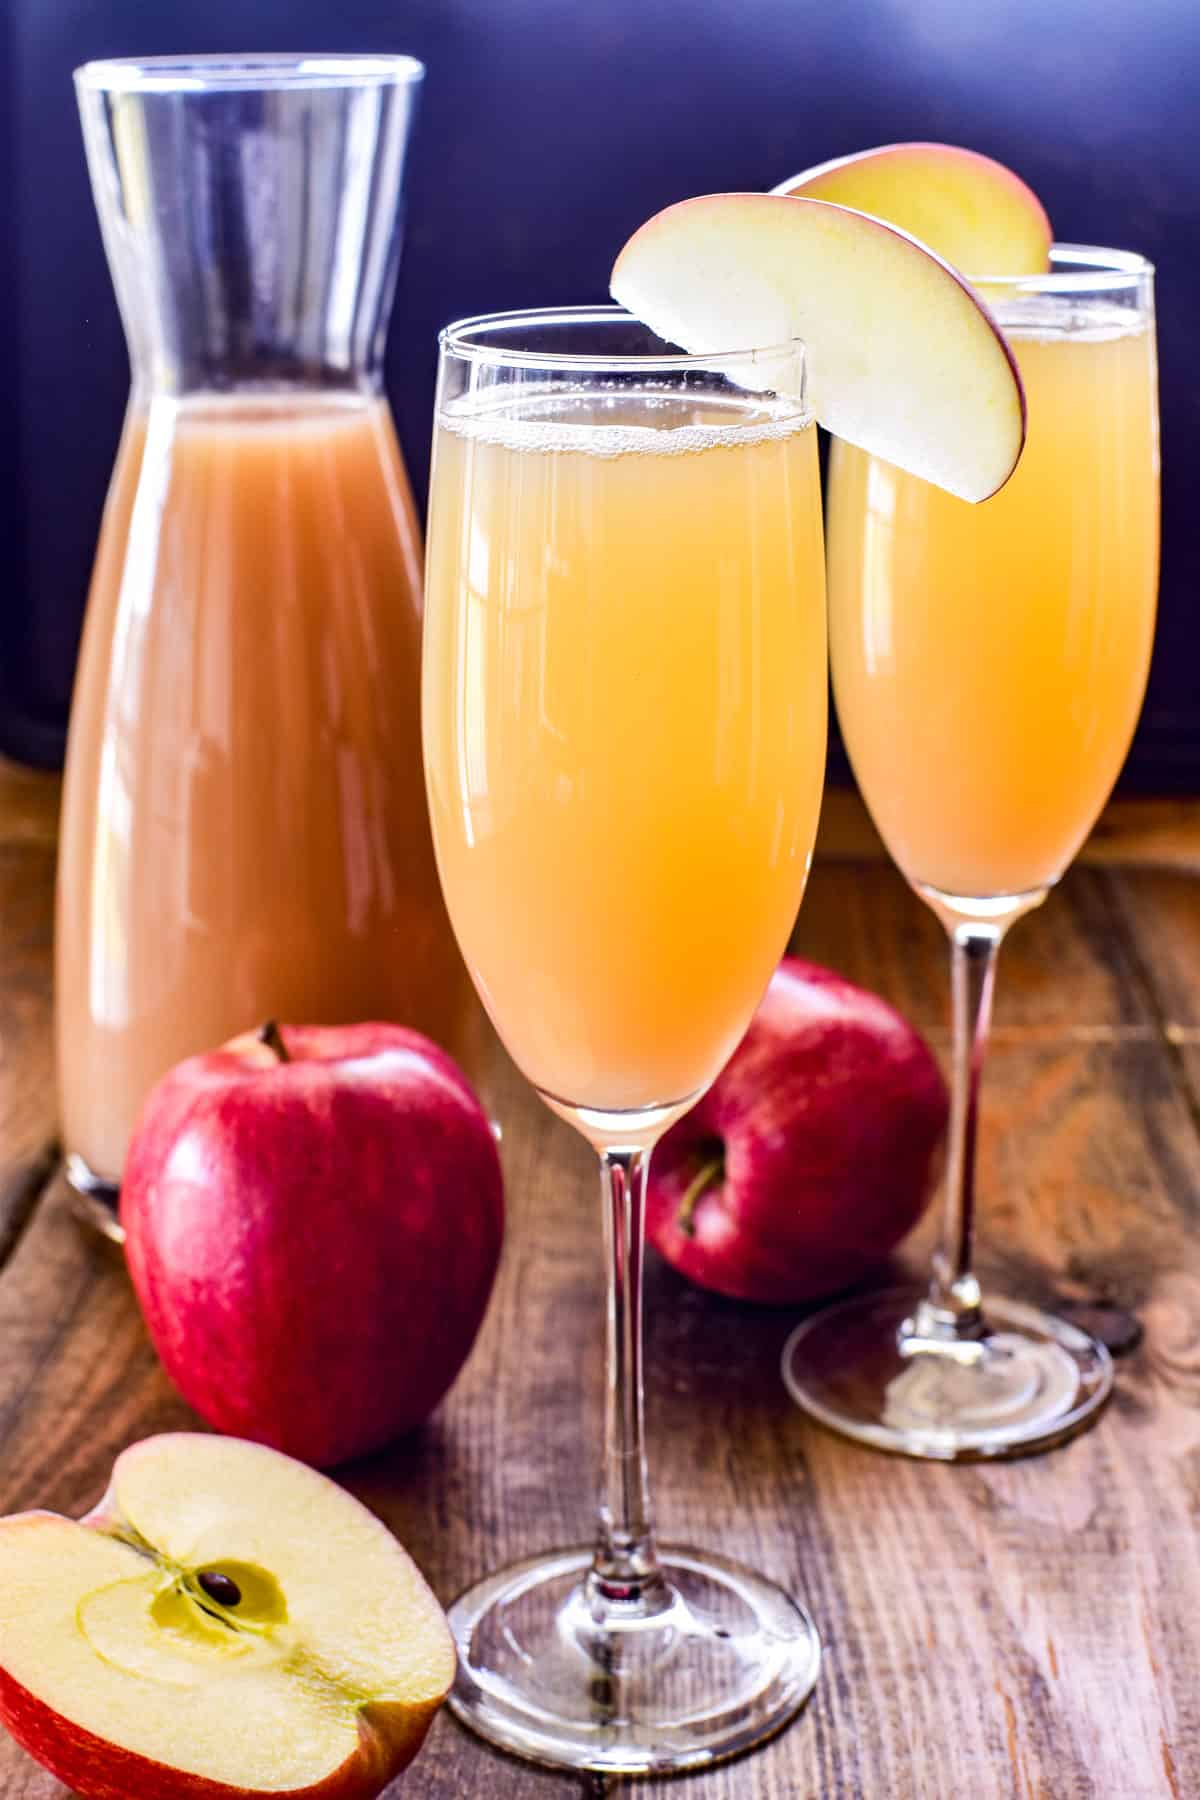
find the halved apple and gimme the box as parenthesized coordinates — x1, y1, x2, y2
(0, 1434, 456, 1798)
(772, 142, 1051, 276)
(610, 193, 1026, 502)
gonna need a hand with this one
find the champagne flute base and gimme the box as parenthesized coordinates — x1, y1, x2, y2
(447, 1543, 820, 1775)
(782, 1285, 1112, 1461)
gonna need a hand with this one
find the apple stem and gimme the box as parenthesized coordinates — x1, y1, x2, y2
(676, 1152, 724, 1238)
(257, 1020, 291, 1064)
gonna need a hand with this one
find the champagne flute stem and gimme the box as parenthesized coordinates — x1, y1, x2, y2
(591, 1146, 663, 1606)
(917, 922, 1004, 1339)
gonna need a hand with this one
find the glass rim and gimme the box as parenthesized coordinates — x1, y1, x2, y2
(439, 306, 806, 374)
(970, 242, 1154, 291)
(73, 53, 425, 94)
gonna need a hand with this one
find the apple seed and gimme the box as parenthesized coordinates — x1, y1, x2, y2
(197, 1569, 243, 1608)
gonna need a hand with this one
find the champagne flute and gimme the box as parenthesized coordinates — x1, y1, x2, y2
(783, 248, 1158, 1460)
(422, 308, 826, 1773)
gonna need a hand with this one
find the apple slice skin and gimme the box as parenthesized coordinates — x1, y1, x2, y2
(0, 1438, 456, 1799)
(0, 1658, 441, 1800)
(611, 192, 1026, 503)
(772, 142, 1052, 275)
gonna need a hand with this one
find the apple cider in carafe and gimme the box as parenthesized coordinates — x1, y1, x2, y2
(57, 392, 476, 1187)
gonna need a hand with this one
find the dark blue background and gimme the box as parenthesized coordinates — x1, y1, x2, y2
(5, 0, 1198, 780)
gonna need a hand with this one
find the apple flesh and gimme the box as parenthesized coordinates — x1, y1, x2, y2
(772, 142, 1052, 277)
(646, 959, 948, 1305)
(0, 1433, 456, 1799)
(122, 1022, 504, 1468)
(610, 191, 1026, 501)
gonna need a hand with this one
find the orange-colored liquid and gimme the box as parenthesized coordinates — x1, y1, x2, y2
(58, 392, 474, 1183)
(829, 320, 1159, 898)
(424, 390, 827, 1113)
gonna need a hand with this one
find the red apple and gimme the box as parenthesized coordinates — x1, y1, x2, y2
(0, 1433, 456, 1798)
(646, 960, 947, 1304)
(122, 1022, 504, 1467)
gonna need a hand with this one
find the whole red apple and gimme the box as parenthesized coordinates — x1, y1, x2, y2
(646, 959, 947, 1304)
(122, 1022, 504, 1466)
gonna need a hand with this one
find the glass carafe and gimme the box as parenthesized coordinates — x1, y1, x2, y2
(61, 55, 476, 1233)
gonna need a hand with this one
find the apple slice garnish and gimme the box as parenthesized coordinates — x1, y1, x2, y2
(772, 142, 1052, 276)
(610, 192, 1026, 501)
(0, 1434, 456, 1799)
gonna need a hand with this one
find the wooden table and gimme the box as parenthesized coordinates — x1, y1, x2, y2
(2, 762, 1199, 1799)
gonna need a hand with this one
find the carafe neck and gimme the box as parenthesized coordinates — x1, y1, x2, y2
(75, 56, 424, 395)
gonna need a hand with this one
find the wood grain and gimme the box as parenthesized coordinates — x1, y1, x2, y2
(1103, 869, 1200, 1124)
(0, 789, 58, 1263)
(795, 859, 1154, 1039)
(0, 779, 1199, 1797)
(0, 761, 59, 854)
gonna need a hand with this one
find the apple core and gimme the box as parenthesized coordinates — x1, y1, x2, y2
(0, 1435, 457, 1797)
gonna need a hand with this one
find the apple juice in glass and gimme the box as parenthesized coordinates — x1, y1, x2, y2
(422, 309, 826, 1774)
(784, 246, 1159, 1460)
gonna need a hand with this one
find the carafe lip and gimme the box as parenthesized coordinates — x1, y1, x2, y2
(74, 53, 425, 94)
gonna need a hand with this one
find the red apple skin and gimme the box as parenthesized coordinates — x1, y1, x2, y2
(646, 959, 947, 1304)
(122, 1023, 504, 1468)
(0, 1652, 436, 1800)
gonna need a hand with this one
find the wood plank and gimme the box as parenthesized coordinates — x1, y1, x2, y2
(0, 761, 59, 853)
(0, 834, 58, 1265)
(794, 858, 1155, 1038)
(1103, 869, 1200, 1031)
(1081, 799, 1200, 875)
(2, 863, 1199, 1796)
(1102, 867, 1200, 1125)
